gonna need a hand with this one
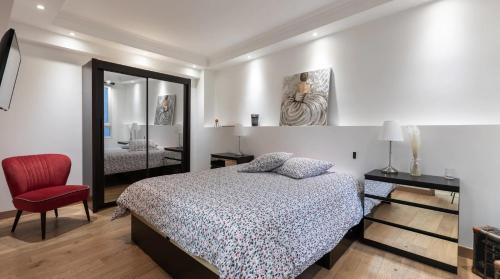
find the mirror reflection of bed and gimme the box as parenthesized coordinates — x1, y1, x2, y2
(102, 71, 184, 203)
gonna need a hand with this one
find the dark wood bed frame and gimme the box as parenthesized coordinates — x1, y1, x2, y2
(131, 215, 363, 278)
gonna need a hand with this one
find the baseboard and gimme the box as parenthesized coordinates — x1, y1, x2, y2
(0, 209, 18, 220)
(459, 245, 473, 259)
(0, 210, 33, 220)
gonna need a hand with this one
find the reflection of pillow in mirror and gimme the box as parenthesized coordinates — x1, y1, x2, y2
(129, 139, 158, 151)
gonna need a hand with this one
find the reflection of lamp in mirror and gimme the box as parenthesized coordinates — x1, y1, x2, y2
(175, 123, 183, 147)
(233, 124, 248, 156)
(128, 122, 138, 142)
(379, 121, 403, 174)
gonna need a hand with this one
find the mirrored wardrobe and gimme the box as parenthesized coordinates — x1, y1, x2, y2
(83, 59, 190, 211)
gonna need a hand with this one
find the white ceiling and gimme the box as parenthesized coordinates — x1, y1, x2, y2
(60, 0, 339, 57)
(9, 0, 432, 74)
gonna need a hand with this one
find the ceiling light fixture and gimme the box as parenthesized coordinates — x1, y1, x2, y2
(247, 55, 252, 60)
(192, 65, 197, 68)
(312, 32, 318, 37)
(36, 4, 45, 10)
(69, 32, 76, 37)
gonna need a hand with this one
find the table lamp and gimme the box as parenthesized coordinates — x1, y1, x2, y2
(233, 124, 248, 156)
(380, 121, 403, 174)
(174, 123, 183, 147)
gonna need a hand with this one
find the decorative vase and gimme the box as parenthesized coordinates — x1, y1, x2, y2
(251, 114, 259, 126)
(410, 158, 421, 176)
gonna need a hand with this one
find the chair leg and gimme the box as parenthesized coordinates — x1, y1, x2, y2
(54, 208, 58, 218)
(83, 200, 90, 222)
(11, 210, 22, 232)
(41, 212, 46, 240)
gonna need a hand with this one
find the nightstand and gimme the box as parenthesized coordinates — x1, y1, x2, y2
(164, 146, 183, 162)
(363, 169, 460, 273)
(210, 153, 254, 169)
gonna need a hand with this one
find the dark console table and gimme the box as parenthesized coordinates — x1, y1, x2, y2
(363, 169, 460, 273)
(210, 153, 254, 169)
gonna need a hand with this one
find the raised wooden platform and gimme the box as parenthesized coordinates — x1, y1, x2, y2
(131, 214, 363, 278)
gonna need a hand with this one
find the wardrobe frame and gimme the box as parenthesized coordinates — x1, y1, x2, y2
(82, 59, 191, 212)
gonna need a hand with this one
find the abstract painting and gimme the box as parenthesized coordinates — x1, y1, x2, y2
(280, 68, 331, 126)
(154, 95, 176, 125)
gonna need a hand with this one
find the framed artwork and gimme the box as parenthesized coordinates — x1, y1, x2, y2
(154, 95, 176, 125)
(280, 68, 331, 126)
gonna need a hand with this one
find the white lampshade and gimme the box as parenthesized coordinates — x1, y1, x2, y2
(379, 121, 403, 142)
(233, 124, 248, 137)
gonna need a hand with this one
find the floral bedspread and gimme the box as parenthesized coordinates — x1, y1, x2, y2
(114, 165, 363, 278)
(104, 148, 180, 175)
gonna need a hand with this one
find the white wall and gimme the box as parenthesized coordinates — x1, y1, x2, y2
(0, 44, 83, 211)
(191, 72, 235, 171)
(0, 0, 14, 34)
(210, 0, 500, 247)
(0, 43, 221, 211)
(213, 0, 500, 127)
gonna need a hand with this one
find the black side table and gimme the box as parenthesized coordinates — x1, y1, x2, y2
(363, 169, 460, 273)
(210, 153, 254, 169)
(163, 146, 183, 163)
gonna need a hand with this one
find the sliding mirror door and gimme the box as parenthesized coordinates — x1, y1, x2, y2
(83, 59, 191, 211)
(103, 71, 147, 203)
(147, 78, 185, 174)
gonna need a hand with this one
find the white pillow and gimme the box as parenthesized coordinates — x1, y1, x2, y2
(274, 157, 334, 179)
(238, 152, 293, 173)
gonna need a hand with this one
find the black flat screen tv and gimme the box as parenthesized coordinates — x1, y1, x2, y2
(0, 28, 21, 111)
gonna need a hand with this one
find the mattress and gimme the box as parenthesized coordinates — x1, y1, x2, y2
(113, 165, 363, 278)
(104, 148, 180, 175)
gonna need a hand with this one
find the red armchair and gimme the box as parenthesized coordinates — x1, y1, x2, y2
(2, 154, 90, 239)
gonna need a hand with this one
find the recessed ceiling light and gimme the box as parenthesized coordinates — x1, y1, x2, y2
(69, 32, 76, 37)
(247, 55, 252, 60)
(36, 4, 45, 10)
(192, 65, 197, 68)
(312, 32, 318, 37)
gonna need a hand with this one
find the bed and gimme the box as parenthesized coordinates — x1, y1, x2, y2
(104, 148, 181, 175)
(114, 165, 363, 278)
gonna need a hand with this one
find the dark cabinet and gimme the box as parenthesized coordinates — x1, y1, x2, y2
(210, 153, 254, 169)
(363, 169, 460, 273)
(82, 59, 191, 211)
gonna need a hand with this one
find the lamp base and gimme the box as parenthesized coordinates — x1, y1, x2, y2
(381, 165, 399, 174)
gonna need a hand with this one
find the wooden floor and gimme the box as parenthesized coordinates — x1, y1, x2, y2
(104, 184, 128, 203)
(0, 204, 478, 279)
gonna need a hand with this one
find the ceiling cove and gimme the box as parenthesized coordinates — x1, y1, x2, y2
(10, 0, 433, 74)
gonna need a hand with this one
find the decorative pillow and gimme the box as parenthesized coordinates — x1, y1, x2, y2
(129, 139, 158, 151)
(238, 152, 293, 173)
(274, 157, 334, 179)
